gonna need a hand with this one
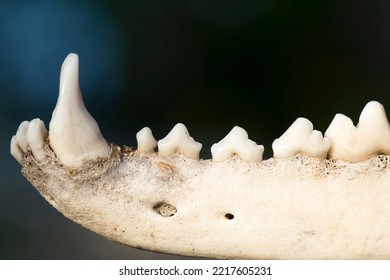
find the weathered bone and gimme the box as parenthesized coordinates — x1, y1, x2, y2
(9, 54, 390, 259)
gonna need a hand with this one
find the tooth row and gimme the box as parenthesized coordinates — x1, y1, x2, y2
(12, 53, 390, 168)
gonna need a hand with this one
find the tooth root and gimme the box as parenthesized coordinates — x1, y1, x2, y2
(26, 118, 48, 162)
(49, 53, 110, 168)
(136, 127, 157, 152)
(325, 101, 390, 162)
(157, 123, 202, 159)
(272, 118, 331, 159)
(211, 126, 264, 162)
(10, 136, 23, 164)
(15, 121, 30, 153)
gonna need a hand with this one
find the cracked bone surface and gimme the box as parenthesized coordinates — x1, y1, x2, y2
(10, 53, 390, 259)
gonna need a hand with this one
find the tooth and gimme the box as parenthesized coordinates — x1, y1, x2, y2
(49, 53, 110, 168)
(136, 127, 157, 152)
(15, 121, 30, 153)
(10, 136, 23, 164)
(26, 119, 48, 162)
(272, 118, 331, 158)
(157, 123, 202, 159)
(325, 101, 390, 162)
(211, 126, 264, 162)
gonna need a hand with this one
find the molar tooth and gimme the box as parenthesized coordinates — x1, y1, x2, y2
(325, 101, 390, 162)
(272, 118, 331, 159)
(26, 118, 48, 162)
(211, 126, 264, 162)
(49, 53, 110, 168)
(157, 123, 202, 159)
(136, 127, 157, 152)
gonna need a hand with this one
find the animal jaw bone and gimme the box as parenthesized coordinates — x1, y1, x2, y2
(10, 53, 390, 259)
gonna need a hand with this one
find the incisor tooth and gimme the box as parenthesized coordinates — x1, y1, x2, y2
(136, 127, 157, 152)
(272, 118, 330, 158)
(26, 118, 48, 162)
(325, 101, 390, 162)
(10, 136, 23, 164)
(49, 53, 110, 168)
(211, 126, 264, 162)
(15, 121, 29, 153)
(157, 123, 202, 159)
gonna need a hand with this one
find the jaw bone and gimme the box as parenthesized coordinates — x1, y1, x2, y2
(10, 53, 390, 259)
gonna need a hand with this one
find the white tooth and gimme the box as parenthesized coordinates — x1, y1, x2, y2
(157, 123, 202, 159)
(272, 118, 331, 159)
(136, 127, 157, 152)
(26, 118, 48, 162)
(10, 135, 23, 164)
(211, 126, 264, 162)
(325, 101, 390, 162)
(49, 53, 110, 168)
(15, 121, 29, 153)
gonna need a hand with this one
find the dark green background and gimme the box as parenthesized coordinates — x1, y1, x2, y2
(1, 0, 390, 259)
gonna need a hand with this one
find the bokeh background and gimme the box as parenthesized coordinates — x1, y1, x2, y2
(1, 0, 390, 259)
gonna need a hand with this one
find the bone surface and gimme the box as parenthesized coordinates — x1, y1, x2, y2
(49, 53, 110, 168)
(157, 123, 202, 159)
(10, 53, 390, 259)
(325, 101, 390, 162)
(272, 117, 331, 158)
(211, 126, 264, 162)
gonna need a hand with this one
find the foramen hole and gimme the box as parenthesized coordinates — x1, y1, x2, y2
(225, 213, 234, 220)
(153, 202, 177, 217)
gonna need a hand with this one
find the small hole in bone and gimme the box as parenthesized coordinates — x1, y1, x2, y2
(153, 202, 177, 217)
(225, 213, 234, 220)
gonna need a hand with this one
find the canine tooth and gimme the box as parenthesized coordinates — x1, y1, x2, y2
(136, 127, 157, 152)
(26, 119, 48, 162)
(49, 53, 110, 168)
(10, 136, 23, 164)
(272, 118, 331, 158)
(211, 126, 264, 162)
(15, 121, 29, 153)
(157, 123, 202, 159)
(325, 101, 390, 162)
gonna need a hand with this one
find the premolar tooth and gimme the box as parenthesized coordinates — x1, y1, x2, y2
(157, 123, 202, 159)
(272, 118, 331, 159)
(136, 127, 157, 152)
(26, 118, 48, 162)
(211, 126, 264, 162)
(325, 101, 390, 162)
(49, 53, 110, 168)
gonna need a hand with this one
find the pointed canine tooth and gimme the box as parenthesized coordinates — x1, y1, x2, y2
(15, 121, 30, 153)
(49, 53, 110, 168)
(211, 126, 264, 162)
(272, 118, 331, 159)
(26, 118, 48, 162)
(136, 127, 157, 152)
(157, 123, 202, 159)
(10, 136, 23, 164)
(325, 101, 390, 162)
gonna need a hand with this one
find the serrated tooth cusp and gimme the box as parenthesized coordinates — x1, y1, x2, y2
(157, 123, 202, 159)
(272, 118, 330, 158)
(49, 53, 110, 168)
(325, 101, 390, 162)
(211, 126, 264, 162)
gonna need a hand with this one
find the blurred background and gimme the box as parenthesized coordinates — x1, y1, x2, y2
(1, 0, 390, 259)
